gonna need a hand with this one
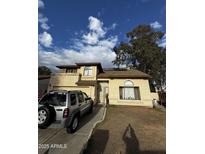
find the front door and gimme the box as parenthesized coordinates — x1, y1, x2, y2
(103, 87, 109, 104)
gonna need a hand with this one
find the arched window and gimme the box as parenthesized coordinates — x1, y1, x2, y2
(124, 80, 134, 87)
(119, 80, 141, 100)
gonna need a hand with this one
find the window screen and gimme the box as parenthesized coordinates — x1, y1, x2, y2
(84, 67, 92, 76)
(119, 87, 141, 100)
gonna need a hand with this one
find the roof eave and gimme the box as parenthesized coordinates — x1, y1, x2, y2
(75, 80, 97, 86)
(56, 65, 80, 69)
(97, 76, 152, 79)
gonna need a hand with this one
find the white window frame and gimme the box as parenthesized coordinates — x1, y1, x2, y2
(119, 80, 141, 100)
(83, 66, 92, 76)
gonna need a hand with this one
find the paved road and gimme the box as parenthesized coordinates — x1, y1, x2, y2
(38, 106, 105, 154)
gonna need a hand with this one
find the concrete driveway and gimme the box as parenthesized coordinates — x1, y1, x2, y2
(38, 106, 105, 154)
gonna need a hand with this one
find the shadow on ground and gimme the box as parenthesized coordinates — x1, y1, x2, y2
(122, 124, 165, 154)
(83, 129, 109, 154)
(77, 105, 102, 131)
(84, 123, 165, 154)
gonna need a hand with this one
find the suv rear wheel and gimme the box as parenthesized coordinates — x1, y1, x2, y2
(38, 106, 51, 129)
(68, 116, 79, 133)
(38, 106, 56, 129)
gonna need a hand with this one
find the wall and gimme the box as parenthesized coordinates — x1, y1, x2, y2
(48, 66, 157, 107)
(78, 66, 97, 80)
(52, 86, 95, 101)
(108, 79, 154, 107)
(47, 65, 98, 104)
(49, 65, 97, 90)
(48, 73, 80, 91)
(150, 92, 159, 101)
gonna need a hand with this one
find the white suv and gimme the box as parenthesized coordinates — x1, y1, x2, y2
(38, 90, 93, 133)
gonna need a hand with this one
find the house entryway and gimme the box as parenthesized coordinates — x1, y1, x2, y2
(103, 86, 109, 104)
(98, 81, 109, 105)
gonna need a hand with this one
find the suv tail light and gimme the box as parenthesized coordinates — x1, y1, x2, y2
(63, 108, 69, 118)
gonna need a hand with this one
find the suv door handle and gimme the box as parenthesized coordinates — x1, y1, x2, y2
(56, 109, 62, 111)
(79, 104, 81, 106)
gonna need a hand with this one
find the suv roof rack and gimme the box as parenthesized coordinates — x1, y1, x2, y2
(48, 90, 83, 93)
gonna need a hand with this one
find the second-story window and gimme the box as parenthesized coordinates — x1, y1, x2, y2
(66, 69, 77, 73)
(84, 66, 92, 76)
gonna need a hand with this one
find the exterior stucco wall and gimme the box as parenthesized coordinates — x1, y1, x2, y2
(150, 92, 159, 101)
(48, 73, 79, 89)
(48, 72, 97, 103)
(78, 66, 97, 80)
(47, 65, 157, 107)
(52, 86, 95, 101)
(108, 79, 153, 107)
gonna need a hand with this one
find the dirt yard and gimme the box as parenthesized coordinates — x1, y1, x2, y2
(84, 105, 166, 154)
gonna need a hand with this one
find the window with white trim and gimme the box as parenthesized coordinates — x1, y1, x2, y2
(84, 66, 92, 76)
(119, 80, 141, 100)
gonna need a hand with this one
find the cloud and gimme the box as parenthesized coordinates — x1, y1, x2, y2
(38, 1, 50, 30)
(39, 41, 118, 71)
(97, 36, 118, 48)
(158, 33, 166, 48)
(150, 21, 162, 29)
(82, 32, 99, 45)
(88, 16, 104, 33)
(82, 16, 106, 45)
(39, 42, 117, 71)
(38, 0, 44, 8)
(39, 13, 50, 30)
(39, 16, 118, 71)
(39, 31, 53, 48)
(111, 23, 117, 29)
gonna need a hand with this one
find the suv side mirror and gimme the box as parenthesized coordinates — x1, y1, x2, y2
(85, 97, 91, 101)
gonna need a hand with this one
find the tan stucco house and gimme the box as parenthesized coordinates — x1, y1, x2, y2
(48, 62, 159, 107)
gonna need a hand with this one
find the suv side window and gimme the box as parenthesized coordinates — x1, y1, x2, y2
(78, 92, 84, 104)
(39, 93, 66, 106)
(57, 94, 67, 106)
(70, 93, 77, 106)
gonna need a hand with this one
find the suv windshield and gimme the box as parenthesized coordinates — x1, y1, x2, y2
(39, 93, 66, 106)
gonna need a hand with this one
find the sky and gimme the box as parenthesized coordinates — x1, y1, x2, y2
(38, 0, 166, 71)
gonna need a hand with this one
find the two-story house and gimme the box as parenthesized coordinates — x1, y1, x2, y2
(47, 62, 159, 107)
